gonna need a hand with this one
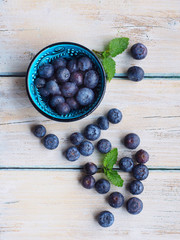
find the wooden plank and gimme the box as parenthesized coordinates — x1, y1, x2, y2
(0, 170, 180, 240)
(0, 77, 180, 168)
(0, 0, 180, 73)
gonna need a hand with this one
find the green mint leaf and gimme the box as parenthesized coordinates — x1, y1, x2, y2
(102, 50, 110, 58)
(102, 57, 116, 82)
(108, 37, 129, 57)
(103, 148, 118, 170)
(106, 169, 124, 187)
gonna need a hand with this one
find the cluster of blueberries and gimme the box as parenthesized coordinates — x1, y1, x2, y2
(127, 43, 147, 82)
(34, 56, 99, 115)
(65, 108, 122, 161)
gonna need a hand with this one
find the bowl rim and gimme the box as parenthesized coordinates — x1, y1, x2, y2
(26, 41, 106, 122)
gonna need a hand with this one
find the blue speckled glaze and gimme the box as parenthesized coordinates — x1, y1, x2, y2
(26, 42, 106, 122)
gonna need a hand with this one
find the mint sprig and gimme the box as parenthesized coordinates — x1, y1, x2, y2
(103, 148, 124, 187)
(93, 37, 129, 82)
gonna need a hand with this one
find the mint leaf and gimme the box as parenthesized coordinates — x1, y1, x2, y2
(108, 37, 129, 57)
(103, 148, 118, 170)
(102, 57, 116, 82)
(102, 50, 110, 58)
(106, 169, 124, 187)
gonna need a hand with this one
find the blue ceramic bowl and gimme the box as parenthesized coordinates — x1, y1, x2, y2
(26, 42, 106, 122)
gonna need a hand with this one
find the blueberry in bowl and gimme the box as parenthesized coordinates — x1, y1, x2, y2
(26, 42, 106, 122)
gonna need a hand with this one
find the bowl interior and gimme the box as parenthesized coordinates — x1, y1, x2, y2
(26, 42, 106, 121)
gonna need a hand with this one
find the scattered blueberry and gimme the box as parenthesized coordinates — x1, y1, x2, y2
(84, 124, 101, 141)
(56, 67, 70, 83)
(70, 71, 83, 86)
(98, 211, 114, 227)
(124, 133, 140, 149)
(56, 102, 70, 115)
(49, 95, 65, 108)
(97, 116, 109, 130)
(66, 97, 79, 110)
(43, 134, 59, 150)
(127, 66, 144, 82)
(61, 82, 78, 98)
(108, 192, 124, 208)
(67, 59, 79, 73)
(133, 164, 149, 180)
(70, 132, 84, 146)
(84, 162, 97, 175)
(84, 70, 99, 89)
(78, 56, 92, 71)
(135, 149, 149, 164)
(129, 180, 144, 195)
(119, 157, 134, 172)
(52, 58, 67, 70)
(97, 139, 112, 154)
(39, 87, 50, 97)
(126, 197, 143, 215)
(34, 78, 46, 88)
(95, 179, 110, 194)
(131, 43, 147, 60)
(82, 175, 95, 189)
(33, 125, 46, 138)
(38, 63, 54, 79)
(76, 88, 94, 106)
(66, 146, 80, 161)
(79, 141, 94, 156)
(45, 80, 61, 95)
(107, 108, 122, 124)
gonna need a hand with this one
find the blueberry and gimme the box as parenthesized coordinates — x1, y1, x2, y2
(82, 175, 95, 189)
(39, 87, 50, 97)
(84, 70, 99, 89)
(84, 162, 97, 175)
(67, 59, 79, 73)
(129, 180, 144, 195)
(49, 95, 65, 108)
(66, 98, 79, 110)
(70, 71, 83, 86)
(108, 192, 124, 208)
(97, 116, 109, 130)
(127, 66, 144, 82)
(135, 149, 149, 164)
(34, 78, 46, 88)
(45, 80, 61, 95)
(119, 157, 134, 172)
(43, 134, 59, 150)
(133, 164, 149, 180)
(97, 139, 112, 154)
(98, 211, 114, 227)
(56, 102, 70, 115)
(126, 197, 143, 215)
(33, 125, 46, 138)
(84, 124, 101, 141)
(107, 108, 122, 124)
(95, 179, 110, 194)
(61, 82, 78, 98)
(131, 43, 147, 60)
(124, 133, 140, 149)
(70, 132, 84, 146)
(76, 88, 94, 106)
(52, 58, 67, 70)
(66, 146, 80, 161)
(38, 63, 54, 79)
(56, 67, 70, 83)
(78, 56, 92, 71)
(79, 141, 94, 156)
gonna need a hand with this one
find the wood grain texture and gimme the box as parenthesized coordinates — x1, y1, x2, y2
(0, 170, 180, 240)
(0, 0, 180, 73)
(0, 77, 180, 168)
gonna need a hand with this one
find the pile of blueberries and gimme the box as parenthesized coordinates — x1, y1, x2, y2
(34, 56, 99, 115)
(127, 43, 147, 82)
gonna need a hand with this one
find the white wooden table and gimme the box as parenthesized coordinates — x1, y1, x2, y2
(0, 1, 180, 239)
